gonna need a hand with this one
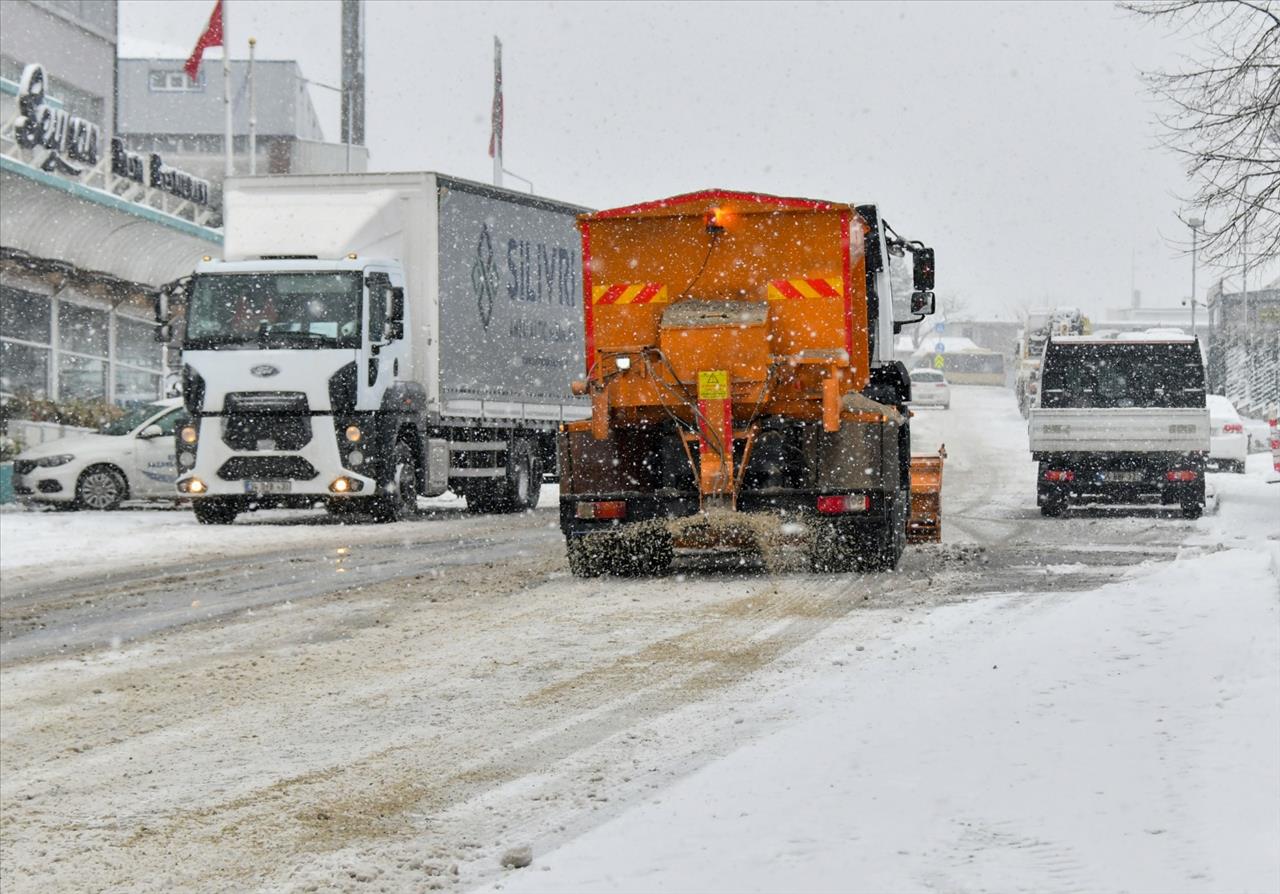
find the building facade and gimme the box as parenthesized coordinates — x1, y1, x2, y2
(1, 0, 221, 408)
(117, 56, 367, 207)
(1206, 281, 1280, 419)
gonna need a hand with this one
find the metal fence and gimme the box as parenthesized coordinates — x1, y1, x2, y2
(1207, 286, 1280, 420)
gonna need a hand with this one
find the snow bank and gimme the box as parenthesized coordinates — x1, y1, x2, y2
(490, 475, 1279, 893)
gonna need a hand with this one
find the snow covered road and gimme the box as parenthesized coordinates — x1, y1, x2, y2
(1, 386, 1276, 893)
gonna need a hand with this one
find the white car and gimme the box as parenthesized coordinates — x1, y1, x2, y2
(1207, 394, 1247, 473)
(12, 398, 189, 510)
(909, 368, 951, 409)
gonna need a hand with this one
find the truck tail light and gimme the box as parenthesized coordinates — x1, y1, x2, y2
(1043, 469, 1074, 482)
(1166, 470, 1198, 482)
(816, 494, 870, 515)
(1222, 423, 1243, 434)
(576, 500, 626, 520)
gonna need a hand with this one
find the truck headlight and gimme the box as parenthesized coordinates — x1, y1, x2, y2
(35, 454, 74, 467)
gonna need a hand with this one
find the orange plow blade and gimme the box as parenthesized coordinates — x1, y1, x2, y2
(907, 445, 946, 544)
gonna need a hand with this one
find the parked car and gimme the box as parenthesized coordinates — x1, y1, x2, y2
(909, 368, 951, 409)
(1206, 394, 1247, 473)
(12, 398, 188, 510)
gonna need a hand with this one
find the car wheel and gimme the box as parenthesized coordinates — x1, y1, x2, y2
(75, 465, 127, 511)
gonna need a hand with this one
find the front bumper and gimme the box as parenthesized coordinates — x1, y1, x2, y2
(13, 464, 79, 503)
(179, 413, 375, 498)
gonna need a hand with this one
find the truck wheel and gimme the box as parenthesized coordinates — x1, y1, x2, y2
(371, 440, 418, 523)
(193, 498, 238, 525)
(1040, 498, 1067, 517)
(494, 440, 541, 513)
(76, 465, 127, 511)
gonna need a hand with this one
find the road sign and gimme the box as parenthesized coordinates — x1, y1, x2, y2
(933, 354, 945, 369)
(934, 322, 945, 334)
(934, 341, 946, 353)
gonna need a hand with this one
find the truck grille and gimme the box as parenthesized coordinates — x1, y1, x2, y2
(222, 391, 312, 450)
(216, 456, 319, 481)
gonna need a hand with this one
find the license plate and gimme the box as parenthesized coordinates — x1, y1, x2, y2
(1100, 470, 1142, 482)
(244, 480, 291, 495)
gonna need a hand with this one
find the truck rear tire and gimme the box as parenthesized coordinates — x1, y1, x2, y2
(193, 498, 238, 525)
(497, 440, 541, 513)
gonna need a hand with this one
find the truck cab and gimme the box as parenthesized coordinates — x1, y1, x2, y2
(174, 256, 426, 524)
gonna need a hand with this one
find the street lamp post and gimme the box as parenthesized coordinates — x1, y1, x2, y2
(1187, 217, 1203, 338)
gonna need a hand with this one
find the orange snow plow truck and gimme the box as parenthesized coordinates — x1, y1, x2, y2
(558, 190, 939, 576)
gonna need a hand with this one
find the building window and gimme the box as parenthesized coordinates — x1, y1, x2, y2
(114, 367, 161, 406)
(58, 354, 107, 401)
(149, 70, 205, 92)
(0, 341, 50, 398)
(58, 302, 109, 356)
(1, 286, 51, 344)
(0, 285, 163, 405)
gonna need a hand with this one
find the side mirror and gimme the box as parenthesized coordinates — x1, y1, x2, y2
(138, 424, 164, 439)
(911, 291, 936, 315)
(912, 247, 935, 292)
(154, 322, 172, 343)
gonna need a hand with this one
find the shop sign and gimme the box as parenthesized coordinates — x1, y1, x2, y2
(110, 138, 211, 207)
(13, 63, 100, 174)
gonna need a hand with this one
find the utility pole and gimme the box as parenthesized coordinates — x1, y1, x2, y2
(341, 0, 365, 173)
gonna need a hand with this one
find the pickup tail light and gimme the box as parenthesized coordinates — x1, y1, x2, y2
(576, 500, 626, 520)
(817, 494, 870, 515)
(1043, 469, 1074, 482)
(1166, 470, 1199, 482)
(1222, 423, 1243, 434)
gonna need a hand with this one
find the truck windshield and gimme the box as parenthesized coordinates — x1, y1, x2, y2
(1040, 342, 1205, 409)
(185, 272, 362, 350)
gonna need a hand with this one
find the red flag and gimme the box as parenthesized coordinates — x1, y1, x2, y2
(488, 37, 503, 159)
(185, 0, 224, 80)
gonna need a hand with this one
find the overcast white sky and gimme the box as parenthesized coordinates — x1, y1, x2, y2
(118, 0, 1276, 321)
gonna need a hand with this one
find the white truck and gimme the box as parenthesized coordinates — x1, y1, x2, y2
(1028, 334, 1210, 518)
(162, 172, 589, 524)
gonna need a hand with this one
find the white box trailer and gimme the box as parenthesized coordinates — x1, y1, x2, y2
(170, 172, 589, 523)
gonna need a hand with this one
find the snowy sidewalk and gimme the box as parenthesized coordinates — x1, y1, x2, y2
(489, 472, 1280, 894)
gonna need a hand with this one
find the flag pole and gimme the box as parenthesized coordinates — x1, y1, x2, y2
(491, 36, 502, 188)
(223, 0, 232, 181)
(248, 36, 256, 175)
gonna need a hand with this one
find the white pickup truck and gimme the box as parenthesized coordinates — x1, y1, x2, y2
(1028, 335, 1210, 518)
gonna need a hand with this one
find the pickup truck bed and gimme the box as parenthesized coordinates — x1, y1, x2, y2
(1029, 407, 1210, 457)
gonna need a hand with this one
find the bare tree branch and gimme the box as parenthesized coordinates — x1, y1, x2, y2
(1123, 0, 1280, 263)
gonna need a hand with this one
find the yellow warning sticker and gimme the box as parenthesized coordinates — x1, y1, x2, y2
(933, 354, 945, 369)
(697, 370, 729, 400)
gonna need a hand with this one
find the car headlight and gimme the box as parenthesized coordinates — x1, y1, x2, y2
(35, 454, 74, 467)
